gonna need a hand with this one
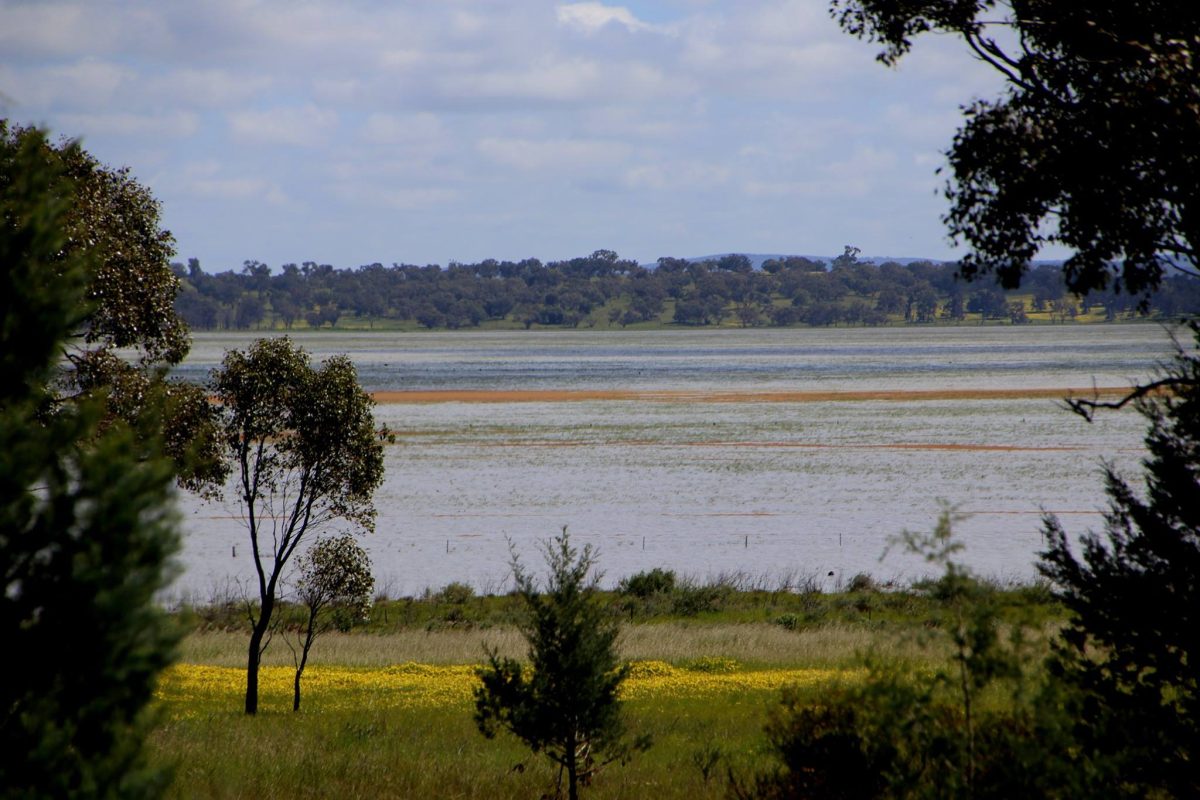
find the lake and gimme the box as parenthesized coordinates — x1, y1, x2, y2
(168, 324, 1178, 601)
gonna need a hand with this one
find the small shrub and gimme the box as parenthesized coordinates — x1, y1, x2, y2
(846, 573, 876, 593)
(433, 581, 476, 605)
(774, 613, 800, 631)
(671, 582, 729, 617)
(618, 568, 677, 598)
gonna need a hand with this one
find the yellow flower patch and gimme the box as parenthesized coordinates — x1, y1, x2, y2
(157, 661, 864, 718)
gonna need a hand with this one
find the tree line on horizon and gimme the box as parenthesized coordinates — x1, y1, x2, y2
(172, 247, 1200, 332)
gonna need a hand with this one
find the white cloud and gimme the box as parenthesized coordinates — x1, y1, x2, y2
(1, 0, 1000, 265)
(178, 160, 289, 204)
(623, 160, 731, 191)
(57, 111, 198, 138)
(556, 3, 655, 34)
(477, 137, 633, 171)
(335, 184, 459, 211)
(5, 59, 132, 111)
(228, 105, 339, 147)
(360, 113, 445, 148)
(144, 69, 273, 108)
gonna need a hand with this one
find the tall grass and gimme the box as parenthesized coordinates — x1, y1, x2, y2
(179, 621, 958, 670)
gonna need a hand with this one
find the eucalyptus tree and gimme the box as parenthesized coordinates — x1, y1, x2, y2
(830, 1, 1200, 297)
(1, 126, 179, 798)
(0, 119, 224, 493)
(212, 337, 384, 715)
(287, 534, 374, 712)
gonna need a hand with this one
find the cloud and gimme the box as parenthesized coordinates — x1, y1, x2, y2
(178, 160, 289, 204)
(57, 111, 198, 138)
(4, 59, 132, 112)
(227, 104, 339, 147)
(2, 0, 1006, 266)
(477, 137, 633, 171)
(622, 160, 732, 191)
(144, 69, 273, 108)
(556, 3, 656, 34)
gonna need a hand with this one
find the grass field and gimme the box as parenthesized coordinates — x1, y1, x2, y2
(153, 585, 1059, 798)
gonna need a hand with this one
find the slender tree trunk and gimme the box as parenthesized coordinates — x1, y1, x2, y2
(293, 610, 318, 712)
(292, 666, 302, 712)
(566, 734, 578, 800)
(245, 596, 274, 715)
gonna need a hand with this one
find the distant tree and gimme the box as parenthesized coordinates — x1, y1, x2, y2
(967, 287, 1009, 321)
(286, 534, 374, 712)
(305, 303, 340, 329)
(1, 126, 180, 799)
(1040, 322, 1200, 797)
(717, 254, 754, 273)
(212, 337, 384, 714)
(234, 294, 265, 329)
(831, 2, 1200, 297)
(874, 285, 906, 316)
(475, 530, 648, 800)
(909, 285, 939, 322)
(1007, 301, 1028, 325)
(174, 285, 220, 330)
(830, 245, 861, 270)
(270, 292, 300, 329)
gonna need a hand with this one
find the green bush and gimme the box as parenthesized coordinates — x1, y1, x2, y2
(773, 613, 800, 631)
(618, 568, 676, 598)
(432, 581, 476, 605)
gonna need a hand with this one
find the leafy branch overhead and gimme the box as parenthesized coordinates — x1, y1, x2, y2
(830, 1, 1200, 297)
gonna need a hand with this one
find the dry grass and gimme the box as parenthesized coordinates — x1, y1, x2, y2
(179, 621, 947, 669)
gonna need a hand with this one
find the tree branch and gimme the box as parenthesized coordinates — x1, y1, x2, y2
(1065, 376, 1183, 422)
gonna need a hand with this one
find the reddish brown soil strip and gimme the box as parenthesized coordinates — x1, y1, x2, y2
(463, 440, 1090, 453)
(372, 387, 1133, 404)
(677, 441, 1085, 452)
(964, 509, 1101, 516)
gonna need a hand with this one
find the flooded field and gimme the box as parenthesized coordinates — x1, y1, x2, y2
(170, 325, 1177, 600)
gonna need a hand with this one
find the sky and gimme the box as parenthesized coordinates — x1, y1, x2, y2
(0, 0, 1026, 271)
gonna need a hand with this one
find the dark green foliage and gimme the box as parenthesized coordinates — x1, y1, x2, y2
(1, 127, 179, 798)
(431, 581, 476, 605)
(475, 530, 648, 800)
(173, 247, 1200, 331)
(288, 534, 374, 711)
(737, 514, 1080, 799)
(830, 2, 1200, 298)
(617, 567, 676, 598)
(212, 337, 385, 714)
(0, 120, 225, 493)
(1040, 322, 1200, 797)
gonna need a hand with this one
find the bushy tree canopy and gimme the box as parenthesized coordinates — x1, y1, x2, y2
(288, 534, 374, 712)
(830, 1, 1200, 297)
(1, 127, 179, 799)
(212, 337, 384, 714)
(0, 120, 224, 494)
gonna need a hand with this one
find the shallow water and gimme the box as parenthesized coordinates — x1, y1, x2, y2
(169, 324, 1176, 601)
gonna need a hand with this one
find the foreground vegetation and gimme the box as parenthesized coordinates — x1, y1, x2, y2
(156, 579, 1061, 799)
